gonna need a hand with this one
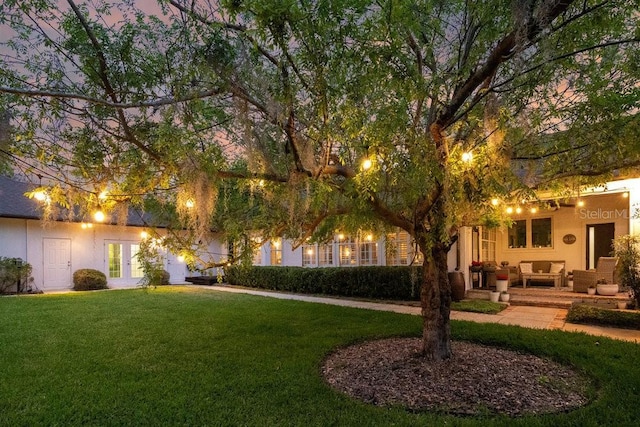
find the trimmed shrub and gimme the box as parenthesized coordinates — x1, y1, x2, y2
(73, 269, 108, 291)
(224, 265, 422, 301)
(566, 304, 640, 330)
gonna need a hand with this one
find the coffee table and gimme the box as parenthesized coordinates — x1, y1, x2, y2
(521, 272, 562, 288)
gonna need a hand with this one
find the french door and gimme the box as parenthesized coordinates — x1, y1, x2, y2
(105, 241, 144, 285)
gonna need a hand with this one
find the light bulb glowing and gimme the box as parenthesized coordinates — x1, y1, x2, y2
(306, 248, 314, 256)
(338, 233, 345, 240)
(93, 210, 105, 222)
(185, 199, 195, 209)
(361, 158, 372, 170)
(177, 255, 185, 263)
(491, 198, 499, 206)
(515, 207, 522, 214)
(140, 231, 148, 239)
(461, 151, 473, 163)
(366, 234, 373, 242)
(34, 191, 47, 201)
(577, 200, 585, 207)
(530, 207, 538, 214)
(98, 190, 108, 200)
(623, 192, 629, 198)
(506, 207, 513, 214)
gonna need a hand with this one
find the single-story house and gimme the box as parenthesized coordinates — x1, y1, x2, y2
(0, 175, 224, 291)
(2, 174, 639, 293)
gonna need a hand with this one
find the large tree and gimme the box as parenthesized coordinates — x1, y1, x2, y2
(0, 0, 638, 359)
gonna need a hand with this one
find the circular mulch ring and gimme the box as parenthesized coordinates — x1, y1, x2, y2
(321, 338, 590, 417)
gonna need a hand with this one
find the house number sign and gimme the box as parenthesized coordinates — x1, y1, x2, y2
(562, 234, 576, 245)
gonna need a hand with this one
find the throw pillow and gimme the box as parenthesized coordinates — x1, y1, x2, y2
(549, 263, 564, 274)
(519, 262, 533, 273)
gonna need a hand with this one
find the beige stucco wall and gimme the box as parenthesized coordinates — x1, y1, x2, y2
(496, 192, 630, 273)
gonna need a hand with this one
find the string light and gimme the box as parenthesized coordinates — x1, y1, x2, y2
(461, 151, 473, 163)
(93, 210, 105, 222)
(361, 158, 372, 170)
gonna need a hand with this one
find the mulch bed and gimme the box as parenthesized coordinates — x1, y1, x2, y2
(321, 338, 590, 417)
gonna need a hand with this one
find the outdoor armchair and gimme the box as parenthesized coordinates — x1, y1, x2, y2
(572, 257, 618, 293)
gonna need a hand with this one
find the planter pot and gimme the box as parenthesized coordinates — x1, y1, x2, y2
(489, 291, 500, 303)
(448, 271, 466, 302)
(495, 279, 509, 293)
(587, 287, 596, 295)
(596, 283, 619, 296)
(617, 301, 628, 310)
(500, 292, 510, 302)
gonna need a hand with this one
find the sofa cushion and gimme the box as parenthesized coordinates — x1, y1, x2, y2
(549, 262, 564, 274)
(519, 262, 533, 273)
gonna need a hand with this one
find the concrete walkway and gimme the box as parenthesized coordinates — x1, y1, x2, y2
(199, 285, 640, 344)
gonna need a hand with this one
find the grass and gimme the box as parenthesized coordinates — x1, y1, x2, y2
(451, 299, 508, 314)
(0, 286, 639, 426)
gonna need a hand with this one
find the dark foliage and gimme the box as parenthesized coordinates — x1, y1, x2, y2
(73, 269, 108, 291)
(224, 265, 422, 301)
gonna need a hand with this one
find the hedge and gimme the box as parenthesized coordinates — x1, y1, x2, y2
(566, 304, 640, 330)
(224, 265, 422, 301)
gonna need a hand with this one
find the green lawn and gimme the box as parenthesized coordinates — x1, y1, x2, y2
(1, 287, 639, 426)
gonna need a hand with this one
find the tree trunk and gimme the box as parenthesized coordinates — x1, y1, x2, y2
(418, 240, 452, 360)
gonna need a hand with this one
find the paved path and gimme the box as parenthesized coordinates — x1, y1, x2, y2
(199, 285, 640, 344)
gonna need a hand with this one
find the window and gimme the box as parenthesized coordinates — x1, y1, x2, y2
(386, 231, 410, 265)
(338, 237, 357, 266)
(481, 228, 497, 261)
(270, 238, 282, 265)
(507, 218, 553, 249)
(302, 244, 316, 266)
(108, 243, 123, 279)
(508, 220, 527, 248)
(318, 243, 334, 266)
(129, 244, 144, 278)
(532, 218, 552, 248)
(359, 240, 378, 265)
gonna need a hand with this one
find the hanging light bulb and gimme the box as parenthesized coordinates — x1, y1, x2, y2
(93, 210, 105, 222)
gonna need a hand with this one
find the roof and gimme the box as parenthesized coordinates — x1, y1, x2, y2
(0, 175, 41, 219)
(0, 175, 157, 227)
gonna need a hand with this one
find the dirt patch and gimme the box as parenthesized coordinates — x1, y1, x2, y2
(321, 338, 590, 417)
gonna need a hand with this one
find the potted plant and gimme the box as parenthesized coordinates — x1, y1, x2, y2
(489, 290, 500, 302)
(495, 273, 509, 293)
(587, 285, 596, 295)
(500, 290, 510, 302)
(596, 278, 619, 296)
(613, 234, 640, 308)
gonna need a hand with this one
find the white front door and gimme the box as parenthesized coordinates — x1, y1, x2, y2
(105, 241, 145, 286)
(43, 238, 71, 289)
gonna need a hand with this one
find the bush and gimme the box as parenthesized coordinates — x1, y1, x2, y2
(224, 265, 422, 301)
(73, 269, 108, 291)
(0, 257, 34, 294)
(566, 304, 640, 330)
(148, 269, 170, 286)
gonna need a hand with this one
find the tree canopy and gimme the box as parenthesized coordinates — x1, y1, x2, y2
(0, 0, 638, 359)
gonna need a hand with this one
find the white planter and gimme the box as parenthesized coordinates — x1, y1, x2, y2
(500, 292, 510, 302)
(496, 279, 509, 293)
(587, 287, 596, 295)
(617, 301, 628, 310)
(489, 291, 500, 303)
(596, 283, 619, 296)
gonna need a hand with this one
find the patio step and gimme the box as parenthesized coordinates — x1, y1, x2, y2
(465, 288, 630, 309)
